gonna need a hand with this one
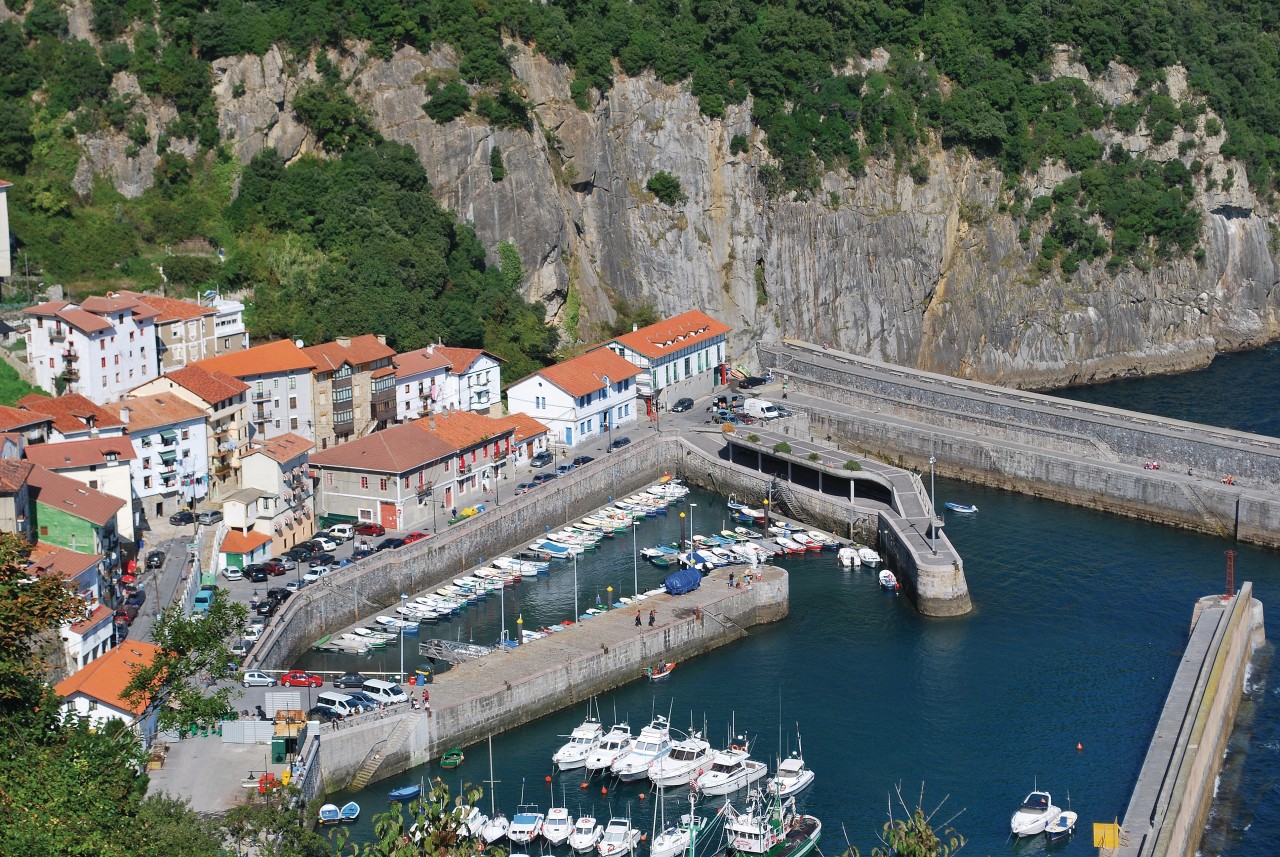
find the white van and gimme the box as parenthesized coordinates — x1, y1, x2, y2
(327, 524, 355, 542)
(743, 398, 782, 420)
(315, 691, 362, 717)
(362, 678, 409, 704)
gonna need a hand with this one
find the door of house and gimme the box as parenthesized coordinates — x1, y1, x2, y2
(379, 501, 397, 530)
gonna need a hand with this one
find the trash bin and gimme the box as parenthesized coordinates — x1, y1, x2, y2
(415, 667, 433, 685)
(271, 736, 287, 765)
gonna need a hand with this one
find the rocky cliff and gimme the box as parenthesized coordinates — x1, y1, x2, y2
(77, 41, 1280, 390)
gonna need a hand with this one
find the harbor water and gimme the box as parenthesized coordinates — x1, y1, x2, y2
(312, 347, 1280, 856)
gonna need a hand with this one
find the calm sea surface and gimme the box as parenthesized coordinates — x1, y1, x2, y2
(313, 346, 1280, 856)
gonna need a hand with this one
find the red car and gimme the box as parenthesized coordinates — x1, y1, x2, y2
(280, 670, 324, 688)
(402, 531, 430, 544)
(355, 522, 386, 537)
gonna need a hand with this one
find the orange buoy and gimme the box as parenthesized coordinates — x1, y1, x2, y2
(546, 775, 553, 782)
(1077, 742, 1083, 752)
(581, 782, 589, 789)
(601, 786, 608, 795)
(639, 793, 646, 800)
(640, 834, 648, 842)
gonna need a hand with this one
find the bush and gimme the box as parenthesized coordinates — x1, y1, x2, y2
(808, 452, 820, 461)
(646, 171, 686, 205)
(424, 81, 470, 124)
(843, 459, 861, 471)
(729, 134, 748, 155)
(772, 441, 792, 454)
(489, 145, 505, 182)
(747, 434, 761, 443)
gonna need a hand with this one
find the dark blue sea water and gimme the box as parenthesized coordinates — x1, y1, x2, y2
(312, 347, 1280, 857)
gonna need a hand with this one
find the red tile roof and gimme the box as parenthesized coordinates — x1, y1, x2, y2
(309, 423, 456, 474)
(70, 603, 114, 635)
(114, 290, 212, 322)
(28, 464, 125, 526)
(80, 294, 160, 321)
(247, 432, 313, 465)
(610, 310, 731, 360)
(525, 349, 642, 398)
(0, 458, 34, 493)
(488, 412, 549, 444)
(431, 346, 501, 374)
(54, 641, 163, 716)
(24, 437, 136, 470)
(24, 302, 116, 334)
(302, 335, 394, 373)
(162, 365, 250, 405)
(414, 410, 513, 450)
(103, 392, 207, 432)
(27, 542, 101, 580)
(18, 393, 124, 435)
(192, 339, 317, 378)
(0, 404, 52, 432)
(393, 347, 451, 380)
(221, 529, 272, 554)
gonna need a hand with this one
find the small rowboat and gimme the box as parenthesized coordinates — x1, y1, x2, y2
(646, 662, 676, 681)
(339, 801, 360, 822)
(388, 784, 421, 801)
(1045, 810, 1078, 842)
(441, 747, 465, 769)
(318, 804, 341, 824)
(944, 502, 978, 513)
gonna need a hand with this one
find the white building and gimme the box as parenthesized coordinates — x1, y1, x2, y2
(432, 346, 503, 414)
(505, 349, 641, 448)
(115, 290, 248, 372)
(24, 295, 161, 405)
(392, 346, 451, 423)
(28, 542, 116, 677)
(193, 339, 318, 443)
(0, 179, 10, 278)
(104, 392, 210, 523)
(605, 309, 731, 414)
(15, 393, 125, 443)
(238, 432, 315, 554)
(54, 640, 163, 735)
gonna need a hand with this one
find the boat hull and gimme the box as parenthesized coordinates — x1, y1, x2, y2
(728, 816, 821, 857)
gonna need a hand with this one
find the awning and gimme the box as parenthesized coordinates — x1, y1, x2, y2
(158, 429, 178, 444)
(318, 512, 358, 529)
(159, 449, 178, 464)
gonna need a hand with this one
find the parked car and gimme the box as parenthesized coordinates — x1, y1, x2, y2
(114, 605, 139, 626)
(284, 580, 305, 593)
(572, 455, 595, 466)
(555, 463, 576, 476)
(270, 557, 297, 571)
(302, 566, 330, 583)
(532, 472, 558, 485)
(192, 587, 216, 614)
(255, 599, 279, 618)
(196, 509, 223, 525)
(529, 450, 554, 468)
(125, 588, 147, 607)
(737, 376, 768, 389)
(342, 690, 381, 712)
(146, 550, 166, 569)
(671, 397, 695, 412)
(266, 587, 291, 603)
(243, 625, 262, 642)
(376, 537, 406, 551)
(609, 436, 632, 450)
(242, 670, 276, 688)
(248, 566, 270, 583)
(332, 672, 368, 689)
(355, 522, 386, 537)
(230, 640, 252, 659)
(327, 524, 355, 542)
(221, 566, 243, 581)
(169, 510, 195, 526)
(513, 482, 536, 495)
(310, 536, 338, 552)
(402, 531, 429, 544)
(309, 553, 336, 567)
(306, 705, 342, 723)
(281, 670, 324, 688)
(283, 545, 316, 561)
(352, 548, 375, 561)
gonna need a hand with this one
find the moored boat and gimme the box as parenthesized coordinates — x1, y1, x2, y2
(552, 714, 604, 770)
(1010, 790, 1060, 837)
(585, 722, 634, 772)
(610, 715, 672, 782)
(766, 751, 815, 798)
(339, 801, 360, 822)
(694, 740, 768, 796)
(569, 815, 603, 852)
(508, 805, 545, 844)
(1045, 809, 1078, 842)
(837, 546, 860, 568)
(318, 803, 341, 824)
(646, 661, 677, 681)
(596, 817, 641, 857)
(944, 502, 978, 513)
(649, 729, 713, 788)
(724, 790, 821, 857)
(388, 783, 421, 801)
(542, 807, 574, 846)
(878, 569, 899, 591)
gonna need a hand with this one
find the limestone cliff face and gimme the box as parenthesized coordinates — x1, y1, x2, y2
(74, 42, 1280, 389)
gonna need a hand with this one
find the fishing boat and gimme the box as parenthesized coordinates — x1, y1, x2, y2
(694, 740, 768, 796)
(651, 790, 705, 857)
(339, 801, 361, 822)
(1010, 791, 1061, 837)
(646, 661, 677, 681)
(569, 816, 603, 852)
(388, 783, 421, 801)
(480, 812, 510, 844)
(453, 804, 489, 838)
(790, 533, 823, 552)
(441, 747, 464, 769)
(596, 817, 641, 857)
(611, 715, 673, 782)
(552, 711, 604, 770)
(543, 807, 574, 846)
(318, 803, 342, 824)
(585, 722, 634, 772)
(649, 729, 713, 787)
(774, 537, 805, 555)
(837, 546, 860, 568)
(734, 526, 765, 539)
(1045, 810, 1078, 842)
(944, 502, 978, 513)
(724, 791, 821, 857)
(878, 569, 899, 591)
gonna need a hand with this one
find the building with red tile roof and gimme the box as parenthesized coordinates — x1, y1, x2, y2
(114, 289, 249, 372)
(27, 541, 116, 679)
(0, 403, 52, 443)
(24, 296, 162, 404)
(487, 412, 550, 464)
(414, 410, 515, 498)
(0, 458, 34, 541)
(301, 335, 397, 447)
(27, 465, 123, 595)
(506, 349, 642, 448)
(430, 345, 503, 414)
(239, 433, 316, 554)
(604, 310, 731, 411)
(18, 393, 125, 442)
(55, 640, 163, 730)
(193, 339, 318, 445)
(104, 393, 211, 523)
(25, 438, 136, 542)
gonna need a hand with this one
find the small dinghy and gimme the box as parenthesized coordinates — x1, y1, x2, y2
(388, 784, 421, 801)
(944, 502, 978, 513)
(339, 801, 361, 822)
(878, 569, 899, 591)
(645, 661, 676, 681)
(318, 803, 341, 824)
(1045, 810, 1078, 842)
(441, 747, 464, 769)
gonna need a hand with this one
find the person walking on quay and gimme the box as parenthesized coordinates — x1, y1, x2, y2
(635, 611, 642, 626)
(728, 571, 735, 588)
(648, 609, 657, 627)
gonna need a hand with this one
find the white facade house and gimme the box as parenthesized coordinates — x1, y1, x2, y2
(505, 349, 642, 448)
(392, 346, 451, 422)
(193, 339, 318, 443)
(606, 310, 731, 412)
(0, 180, 10, 278)
(54, 640, 163, 735)
(28, 542, 116, 677)
(433, 347, 502, 414)
(24, 295, 161, 405)
(104, 393, 210, 522)
(238, 432, 315, 553)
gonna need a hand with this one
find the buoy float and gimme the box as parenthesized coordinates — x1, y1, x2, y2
(1077, 742, 1083, 752)
(602, 786, 608, 795)
(546, 775, 553, 782)
(640, 833, 648, 842)
(639, 793, 646, 800)
(581, 782, 589, 789)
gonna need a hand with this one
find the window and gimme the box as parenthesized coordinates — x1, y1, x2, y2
(273, 378, 279, 388)
(379, 478, 388, 491)
(114, 354, 120, 365)
(181, 429, 189, 440)
(100, 340, 106, 351)
(326, 472, 333, 487)
(256, 381, 264, 396)
(289, 375, 296, 390)
(141, 437, 152, 448)
(685, 356, 692, 376)
(49, 358, 54, 368)
(101, 358, 107, 369)
(335, 408, 353, 423)
(403, 476, 410, 489)
(334, 387, 353, 403)
(223, 338, 231, 349)
(290, 417, 298, 430)
(333, 365, 352, 380)
(418, 471, 425, 487)
(361, 476, 369, 489)
(275, 419, 281, 428)
(39, 526, 47, 536)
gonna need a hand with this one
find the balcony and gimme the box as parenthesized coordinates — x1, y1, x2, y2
(62, 348, 78, 363)
(49, 329, 66, 343)
(62, 367, 79, 382)
(252, 411, 269, 423)
(251, 389, 271, 402)
(211, 425, 232, 438)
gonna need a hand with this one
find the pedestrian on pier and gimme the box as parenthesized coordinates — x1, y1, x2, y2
(635, 611, 642, 626)
(648, 609, 657, 627)
(728, 571, 735, 588)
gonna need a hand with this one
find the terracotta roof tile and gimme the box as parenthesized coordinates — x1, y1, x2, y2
(309, 423, 456, 474)
(18, 394, 124, 434)
(28, 542, 101, 580)
(521, 349, 642, 398)
(0, 458, 34, 493)
(488, 412, 549, 444)
(221, 529, 272, 554)
(414, 409, 513, 450)
(54, 641, 163, 716)
(162, 365, 250, 405)
(103, 392, 206, 432)
(0, 404, 52, 432)
(431, 346, 503, 373)
(115, 290, 213, 322)
(56, 307, 115, 334)
(610, 310, 731, 360)
(192, 339, 317, 378)
(247, 432, 313, 465)
(24, 438, 136, 470)
(80, 294, 160, 321)
(70, 603, 114, 635)
(393, 347, 451, 380)
(24, 300, 71, 315)
(28, 464, 125, 526)
(301, 335, 395, 372)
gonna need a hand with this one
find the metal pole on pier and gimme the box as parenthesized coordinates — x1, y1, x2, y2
(573, 551, 579, 622)
(399, 593, 406, 681)
(929, 453, 937, 556)
(690, 503, 697, 543)
(632, 518, 639, 597)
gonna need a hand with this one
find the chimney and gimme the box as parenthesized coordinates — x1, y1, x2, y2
(119, 407, 130, 425)
(376, 335, 386, 345)
(632, 323, 638, 332)
(428, 415, 436, 431)
(336, 337, 351, 348)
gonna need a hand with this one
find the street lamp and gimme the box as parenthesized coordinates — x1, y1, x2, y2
(929, 454, 937, 556)
(572, 550, 579, 623)
(632, 518, 639, 596)
(499, 578, 506, 648)
(689, 503, 697, 544)
(606, 585, 613, 610)
(762, 498, 769, 533)
(399, 593, 406, 681)
(679, 511, 686, 550)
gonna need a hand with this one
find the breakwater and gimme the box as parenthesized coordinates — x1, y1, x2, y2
(761, 341, 1280, 548)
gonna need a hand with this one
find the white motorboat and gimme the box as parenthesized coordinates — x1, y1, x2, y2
(585, 722, 634, 772)
(452, 804, 489, 838)
(611, 715, 672, 781)
(1045, 809, 1079, 842)
(649, 730, 713, 788)
(767, 752, 815, 798)
(1010, 790, 1061, 837)
(596, 817, 641, 857)
(774, 537, 806, 554)
(375, 615, 417, 630)
(553, 716, 604, 770)
(857, 546, 882, 568)
(480, 811, 510, 844)
(879, 570, 899, 591)
(790, 532, 823, 551)
(805, 530, 837, 548)
(507, 805, 545, 844)
(542, 807, 573, 846)
(569, 815, 603, 852)
(837, 546, 860, 568)
(650, 791, 706, 857)
(694, 740, 768, 796)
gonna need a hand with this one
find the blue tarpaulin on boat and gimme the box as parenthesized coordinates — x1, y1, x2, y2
(664, 568, 702, 595)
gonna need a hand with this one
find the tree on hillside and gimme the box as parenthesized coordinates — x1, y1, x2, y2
(0, 531, 83, 702)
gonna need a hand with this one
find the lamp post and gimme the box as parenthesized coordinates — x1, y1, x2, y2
(499, 578, 506, 648)
(607, 585, 613, 610)
(929, 454, 937, 556)
(679, 511, 686, 550)
(689, 503, 697, 544)
(762, 498, 769, 533)
(399, 593, 406, 681)
(572, 550, 579, 623)
(632, 518, 639, 596)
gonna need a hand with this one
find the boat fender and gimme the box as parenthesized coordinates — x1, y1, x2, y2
(730, 744, 740, 751)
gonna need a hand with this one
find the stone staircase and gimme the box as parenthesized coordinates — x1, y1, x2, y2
(347, 709, 422, 790)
